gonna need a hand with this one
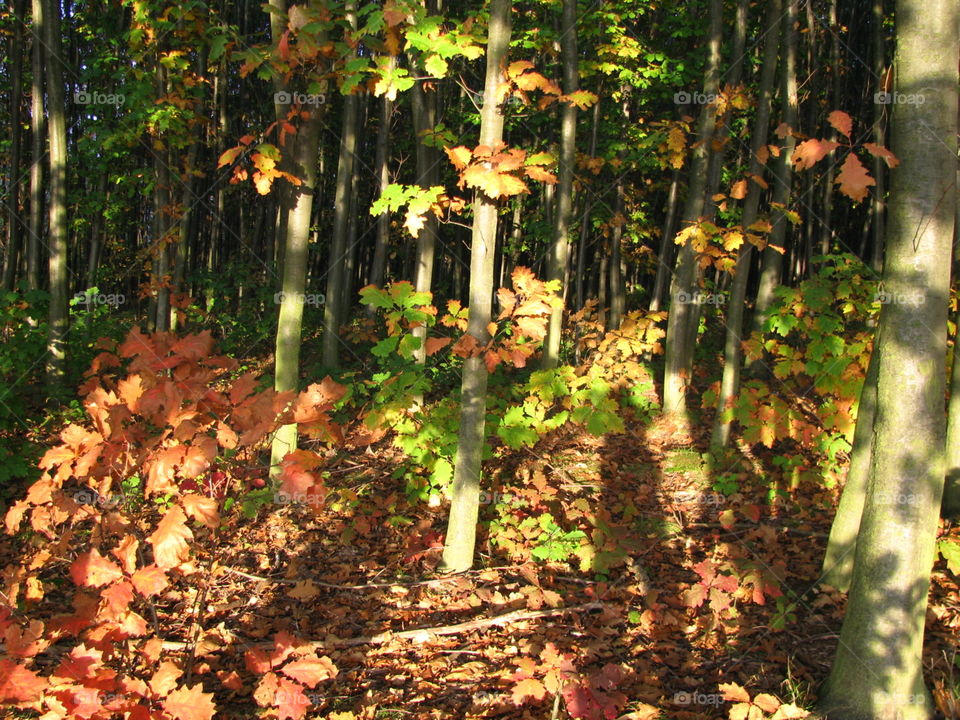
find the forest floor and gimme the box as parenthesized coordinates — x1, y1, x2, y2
(4, 392, 960, 720)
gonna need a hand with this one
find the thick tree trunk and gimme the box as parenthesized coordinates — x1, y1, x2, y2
(819, 0, 957, 715)
(440, 0, 511, 574)
(542, 0, 578, 370)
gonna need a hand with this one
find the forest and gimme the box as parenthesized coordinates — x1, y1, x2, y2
(0, 0, 958, 718)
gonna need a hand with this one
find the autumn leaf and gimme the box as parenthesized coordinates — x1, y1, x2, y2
(444, 145, 472, 171)
(729, 179, 748, 199)
(835, 153, 875, 203)
(792, 138, 840, 170)
(147, 505, 194, 569)
(0, 659, 47, 702)
(827, 109, 853, 139)
(131, 565, 168, 597)
(863, 142, 899, 168)
(149, 661, 184, 697)
(163, 683, 216, 720)
(281, 655, 338, 688)
(70, 549, 124, 588)
(460, 164, 529, 199)
(425, 336, 452, 356)
(720, 682, 752, 703)
(512, 676, 547, 704)
(276, 677, 311, 720)
(181, 494, 220, 529)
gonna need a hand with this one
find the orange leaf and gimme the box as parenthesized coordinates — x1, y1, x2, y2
(70, 549, 124, 588)
(451, 333, 482, 358)
(131, 565, 168, 597)
(101, 580, 135, 614)
(729, 179, 747, 199)
(280, 655, 338, 688)
(720, 682, 752, 703)
(425, 336, 452, 356)
(827, 109, 853, 139)
(275, 677, 310, 720)
(162, 683, 216, 720)
(181, 494, 220, 529)
(147, 506, 194, 569)
(863, 142, 899, 168)
(792, 138, 840, 170)
(835, 153, 875, 203)
(0, 659, 46, 702)
(444, 145, 473, 171)
(512, 676, 547, 704)
(149, 661, 184, 697)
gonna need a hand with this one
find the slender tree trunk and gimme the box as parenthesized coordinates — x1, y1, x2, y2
(43, 0, 68, 386)
(27, 0, 44, 292)
(869, 0, 887, 273)
(606, 183, 625, 331)
(649, 168, 680, 312)
(3, 0, 26, 291)
(820, 0, 957, 714)
(575, 97, 601, 311)
(367, 71, 394, 305)
(440, 0, 511, 574)
(268, 11, 327, 474)
(751, 0, 799, 336)
(542, 0, 578, 369)
(711, 0, 781, 448)
(942, 319, 960, 516)
(321, 2, 359, 369)
(661, 0, 722, 419)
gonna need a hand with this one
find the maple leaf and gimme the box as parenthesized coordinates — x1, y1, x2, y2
(791, 138, 840, 170)
(276, 677, 311, 720)
(147, 505, 194, 569)
(149, 661, 184, 697)
(460, 164, 529, 199)
(0, 659, 46, 702)
(524, 165, 557, 183)
(281, 655, 338, 687)
(444, 145, 473, 171)
(827, 109, 853, 139)
(512, 676, 547, 704)
(835, 153, 876, 203)
(162, 683, 216, 720)
(70, 549, 124, 588)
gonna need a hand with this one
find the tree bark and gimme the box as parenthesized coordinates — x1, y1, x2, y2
(440, 0, 511, 574)
(27, 0, 44, 292)
(3, 0, 26, 291)
(819, 0, 957, 714)
(542, 0, 578, 369)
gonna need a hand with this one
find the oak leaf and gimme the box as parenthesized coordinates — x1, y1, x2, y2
(162, 683, 216, 720)
(147, 506, 194, 569)
(835, 153, 875, 203)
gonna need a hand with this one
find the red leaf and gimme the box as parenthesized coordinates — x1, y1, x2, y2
(162, 683, 216, 720)
(0, 659, 47, 702)
(863, 142, 899, 168)
(425, 336, 452, 356)
(70, 549, 124, 588)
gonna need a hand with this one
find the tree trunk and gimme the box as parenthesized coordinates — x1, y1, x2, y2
(711, 0, 781, 448)
(649, 168, 680, 312)
(440, 0, 511, 574)
(268, 9, 327, 475)
(941, 319, 960, 516)
(27, 0, 44, 292)
(542, 0, 578, 370)
(869, 0, 887, 273)
(751, 0, 799, 336)
(661, 0, 722, 419)
(819, 0, 957, 714)
(321, 4, 360, 369)
(367, 71, 394, 306)
(3, 0, 25, 291)
(43, 0, 68, 387)
(607, 183, 625, 331)
(821, 337, 880, 589)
